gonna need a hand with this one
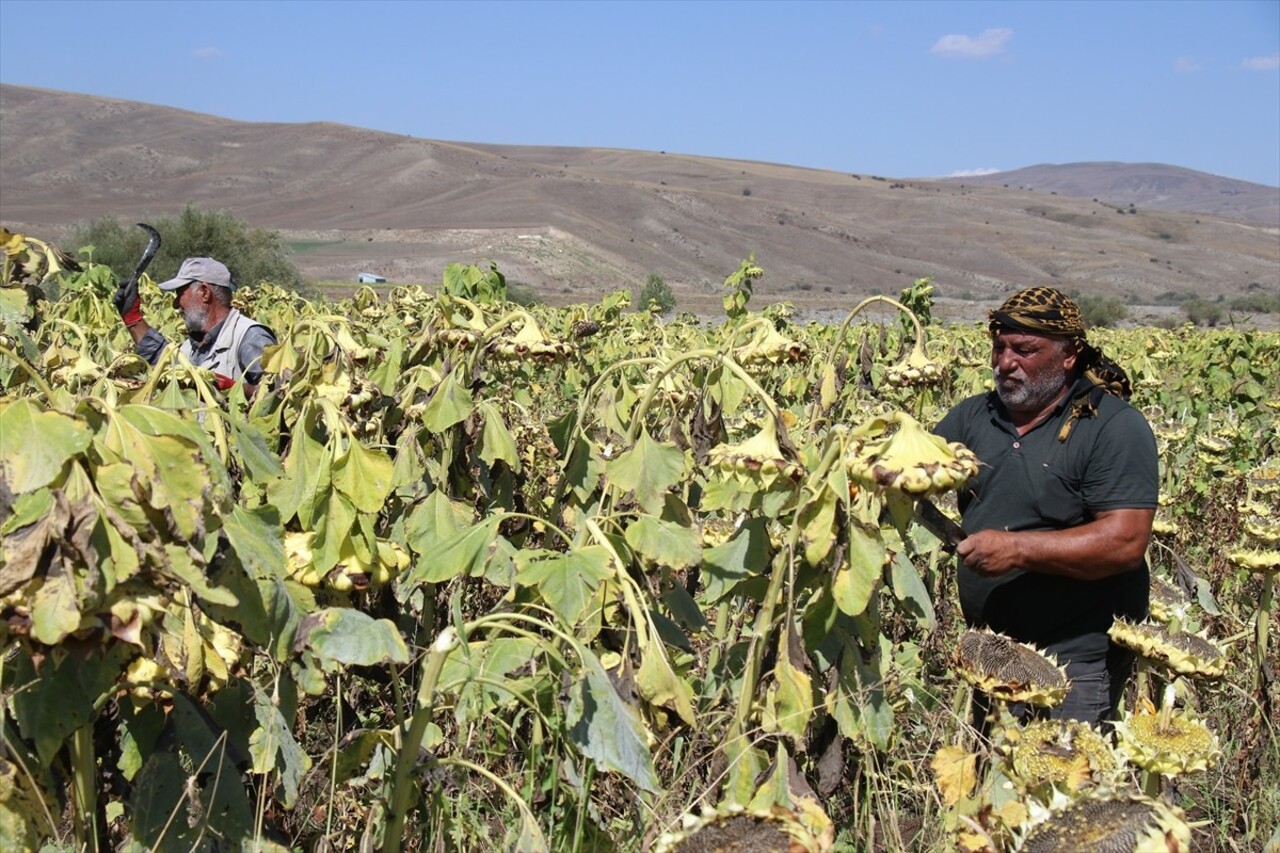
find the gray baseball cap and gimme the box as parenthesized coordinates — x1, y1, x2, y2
(157, 257, 235, 291)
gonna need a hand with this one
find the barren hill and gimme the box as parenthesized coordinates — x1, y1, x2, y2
(2, 83, 1277, 324)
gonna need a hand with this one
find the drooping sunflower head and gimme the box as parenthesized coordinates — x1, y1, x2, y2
(955, 629, 1069, 707)
(845, 410, 979, 497)
(1227, 546, 1280, 574)
(1107, 619, 1227, 679)
(1015, 793, 1191, 853)
(707, 412, 805, 488)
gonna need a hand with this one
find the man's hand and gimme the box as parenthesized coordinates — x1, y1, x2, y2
(113, 277, 143, 326)
(956, 529, 1021, 576)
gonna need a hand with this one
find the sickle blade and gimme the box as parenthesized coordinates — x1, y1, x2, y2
(133, 223, 162, 279)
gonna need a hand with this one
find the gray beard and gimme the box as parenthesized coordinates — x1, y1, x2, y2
(996, 368, 1068, 413)
(183, 303, 210, 342)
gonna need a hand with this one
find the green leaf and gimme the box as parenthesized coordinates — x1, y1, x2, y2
(268, 428, 329, 527)
(403, 518, 500, 585)
(0, 399, 91, 493)
(212, 505, 300, 659)
(832, 520, 884, 616)
(441, 637, 542, 726)
(404, 490, 474, 557)
(828, 633, 894, 752)
(889, 549, 935, 631)
(605, 427, 686, 514)
(295, 608, 410, 671)
(565, 646, 660, 793)
(477, 401, 521, 471)
(624, 516, 701, 570)
(700, 516, 770, 603)
(29, 564, 80, 646)
(798, 483, 839, 566)
(763, 627, 813, 742)
(421, 372, 474, 432)
(516, 545, 615, 627)
(312, 489, 357, 574)
(635, 626, 697, 726)
(250, 681, 310, 809)
(230, 414, 283, 483)
(164, 543, 238, 607)
(105, 407, 209, 539)
(332, 437, 394, 513)
(10, 644, 132, 766)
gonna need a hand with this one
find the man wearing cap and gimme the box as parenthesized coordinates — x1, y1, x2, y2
(934, 287, 1158, 728)
(113, 257, 276, 392)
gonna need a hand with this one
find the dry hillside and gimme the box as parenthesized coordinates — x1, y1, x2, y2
(2, 83, 1277, 324)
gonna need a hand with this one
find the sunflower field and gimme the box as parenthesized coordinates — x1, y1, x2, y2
(2, 229, 1278, 852)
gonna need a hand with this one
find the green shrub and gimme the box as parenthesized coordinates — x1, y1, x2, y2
(1182, 297, 1224, 327)
(1076, 294, 1130, 328)
(72, 204, 304, 291)
(637, 273, 676, 314)
(1229, 292, 1280, 314)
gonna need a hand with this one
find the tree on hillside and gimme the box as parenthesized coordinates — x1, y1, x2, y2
(637, 273, 676, 314)
(72, 205, 304, 291)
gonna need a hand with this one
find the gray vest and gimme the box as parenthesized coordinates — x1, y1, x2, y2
(178, 308, 268, 379)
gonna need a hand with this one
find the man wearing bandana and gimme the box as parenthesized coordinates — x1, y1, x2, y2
(935, 287, 1158, 728)
(113, 257, 276, 395)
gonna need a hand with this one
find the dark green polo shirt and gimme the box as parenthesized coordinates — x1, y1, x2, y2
(934, 377, 1158, 662)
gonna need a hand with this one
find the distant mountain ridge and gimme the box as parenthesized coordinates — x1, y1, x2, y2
(942, 162, 1277, 224)
(2, 83, 1277, 323)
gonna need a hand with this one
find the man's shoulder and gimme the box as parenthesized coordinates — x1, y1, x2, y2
(228, 309, 275, 339)
(945, 392, 994, 418)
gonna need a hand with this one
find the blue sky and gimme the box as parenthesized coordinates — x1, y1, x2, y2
(2, 0, 1278, 186)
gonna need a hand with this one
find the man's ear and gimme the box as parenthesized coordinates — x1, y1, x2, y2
(1062, 339, 1080, 371)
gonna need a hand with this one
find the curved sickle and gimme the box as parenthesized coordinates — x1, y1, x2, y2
(133, 223, 162, 279)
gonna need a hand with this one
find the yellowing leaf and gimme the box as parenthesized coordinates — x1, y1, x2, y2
(997, 799, 1028, 828)
(331, 438, 393, 513)
(931, 744, 977, 806)
(0, 399, 92, 493)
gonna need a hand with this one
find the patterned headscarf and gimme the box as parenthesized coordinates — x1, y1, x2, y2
(988, 286, 1134, 439)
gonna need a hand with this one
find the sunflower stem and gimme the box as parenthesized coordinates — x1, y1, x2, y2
(1255, 572, 1274, 695)
(1143, 769, 1163, 799)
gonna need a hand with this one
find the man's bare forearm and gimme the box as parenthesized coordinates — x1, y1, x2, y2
(956, 508, 1154, 581)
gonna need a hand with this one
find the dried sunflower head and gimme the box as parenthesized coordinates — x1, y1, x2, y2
(1108, 619, 1226, 679)
(1247, 462, 1280, 496)
(955, 629, 1069, 707)
(1242, 516, 1280, 546)
(1148, 575, 1191, 624)
(1006, 719, 1118, 796)
(1226, 547, 1280, 574)
(653, 803, 832, 853)
(1015, 793, 1191, 853)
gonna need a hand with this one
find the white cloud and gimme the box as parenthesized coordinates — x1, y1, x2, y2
(1242, 53, 1280, 71)
(948, 168, 1001, 177)
(1173, 56, 1202, 73)
(192, 47, 222, 60)
(930, 28, 1012, 59)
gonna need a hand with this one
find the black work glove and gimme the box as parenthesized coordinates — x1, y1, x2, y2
(113, 276, 143, 326)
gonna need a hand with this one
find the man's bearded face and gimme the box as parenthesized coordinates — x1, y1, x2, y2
(991, 331, 1075, 414)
